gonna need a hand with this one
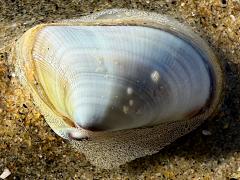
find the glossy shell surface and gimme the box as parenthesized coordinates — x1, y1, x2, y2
(15, 9, 223, 168)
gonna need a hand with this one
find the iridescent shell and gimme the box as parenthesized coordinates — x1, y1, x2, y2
(14, 9, 223, 168)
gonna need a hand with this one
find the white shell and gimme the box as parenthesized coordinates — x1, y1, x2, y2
(32, 25, 211, 131)
(15, 9, 223, 168)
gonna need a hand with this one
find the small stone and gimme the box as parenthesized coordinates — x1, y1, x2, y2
(0, 168, 11, 179)
(202, 129, 212, 136)
(126, 87, 133, 95)
(11, 72, 16, 77)
(230, 15, 236, 22)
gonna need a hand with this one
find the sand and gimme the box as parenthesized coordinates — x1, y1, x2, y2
(0, 0, 240, 179)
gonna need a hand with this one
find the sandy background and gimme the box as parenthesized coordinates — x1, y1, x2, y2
(0, 0, 240, 179)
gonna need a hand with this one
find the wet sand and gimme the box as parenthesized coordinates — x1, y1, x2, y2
(0, 0, 240, 179)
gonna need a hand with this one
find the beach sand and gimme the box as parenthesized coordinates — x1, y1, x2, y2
(0, 0, 240, 179)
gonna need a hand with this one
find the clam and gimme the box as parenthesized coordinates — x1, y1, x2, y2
(14, 9, 223, 168)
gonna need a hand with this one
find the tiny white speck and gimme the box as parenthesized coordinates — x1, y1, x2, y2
(202, 130, 212, 136)
(151, 70, 160, 83)
(123, 105, 129, 114)
(127, 87, 133, 95)
(129, 99, 134, 106)
(11, 72, 16, 78)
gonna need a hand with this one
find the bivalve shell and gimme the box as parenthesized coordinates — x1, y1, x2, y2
(14, 9, 224, 168)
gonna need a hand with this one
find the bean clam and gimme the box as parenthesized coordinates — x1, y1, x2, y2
(14, 9, 223, 168)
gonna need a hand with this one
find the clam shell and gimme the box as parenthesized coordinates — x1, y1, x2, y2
(14, 9, 223, 168)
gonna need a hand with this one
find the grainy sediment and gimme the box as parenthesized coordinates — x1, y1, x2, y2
(0, 0, 240, 179)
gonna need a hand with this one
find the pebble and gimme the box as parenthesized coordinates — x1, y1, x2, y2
(0, 168, 11, 179)
(11, 72, 15, 78)
(230, 15, 236, 22)
(202, 130, 212, 136)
